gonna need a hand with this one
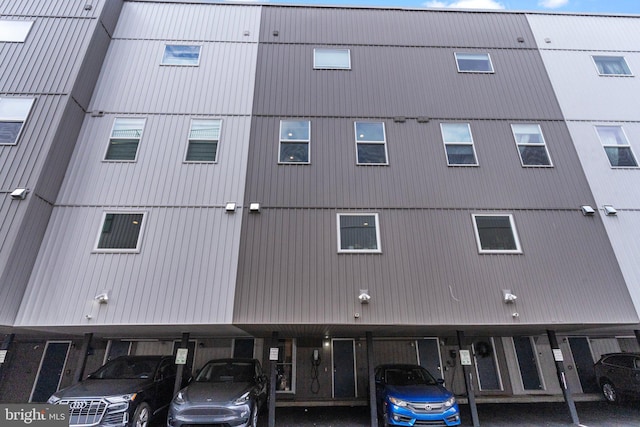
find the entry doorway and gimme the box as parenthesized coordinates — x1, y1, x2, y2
(30, 341, 71, 402)
(513, 336, 544, 390)
(332, 339, 356, 398)
(417, 338, 443, 381)
(568, 337, 599, 393)
(473, 338, 503, 391)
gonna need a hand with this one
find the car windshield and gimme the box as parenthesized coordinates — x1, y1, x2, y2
(196, 362, 254, 383)
(89, 358, 157, 380)
(385, 367, 438, 386)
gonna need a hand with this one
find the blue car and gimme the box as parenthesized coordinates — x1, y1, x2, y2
(375, 364, 461, 426)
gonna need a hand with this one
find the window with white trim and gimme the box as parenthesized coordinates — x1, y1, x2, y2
(592, 56, 633, 76)
(511, 124, 552, 167)
(355, 122, 388, 165)
(0, 20, 33, 42)
(595, 125, 638, 168)
(0, 97, 35, 145)
(455, 53, 494, 73)
(472, 214, 522, 254)
(338, 213, 381, 253)
(314, 48, 351, 70)
(185, 119, 221, 162)
(95, 212, 146, 252)
(161, 45, 201, 66)
(279, 120, 310, 164)
(105, 118, 145, 161)
(440, 123, 478, 166)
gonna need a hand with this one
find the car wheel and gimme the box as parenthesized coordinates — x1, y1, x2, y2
(602, 381, 620, 404)
(132, 402, 151, 427)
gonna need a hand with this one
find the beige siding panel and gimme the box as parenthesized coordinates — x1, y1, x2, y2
(89, 41, 258, 115)
(15, 206, 242, 327)
(57, 115, 251, 206)
(114, 2, 261, 42)
(234, 209, 638, 327)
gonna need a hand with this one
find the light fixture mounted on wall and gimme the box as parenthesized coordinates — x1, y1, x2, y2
(603, 205, 617, 216)
(358, 289, 371, 304)
(249, 202, 261, 213)
(225, 202, 237, 213)
(580, 205, 595, 216)
(10, 188, 28, 200)
(502, 289, 517, 303)
(94, 291, 109, 304)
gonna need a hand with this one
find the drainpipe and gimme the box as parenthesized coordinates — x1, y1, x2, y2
(366, 332, 377, 426)
(546, 330, 580, 425)
(73, 333, 93, 383)
(268, 331, 279, 427)
(456, 330, 479, 427)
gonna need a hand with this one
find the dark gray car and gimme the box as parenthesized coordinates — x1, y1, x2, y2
(594, 352, 640, 404)
(167, 358, 268, 427)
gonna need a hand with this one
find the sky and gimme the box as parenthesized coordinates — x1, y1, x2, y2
(234, 0, 640, 14)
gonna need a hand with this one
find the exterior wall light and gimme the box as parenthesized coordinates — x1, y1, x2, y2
(94, 292, 109, 304)
(225, 202, 237, 213)
(603, 205, 617, 216)
(580, 205, 595, 216)
(358, 289, 371, 304)
(249, 202, 261, 213)
(10, 188, 28, 200)
(502, 289, 517, 303)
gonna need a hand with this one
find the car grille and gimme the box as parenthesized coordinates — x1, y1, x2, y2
(413, 420, 448, 426)
(180, 407, 236, 417)
(59, 399, 107, 426)
(181, 424, 234, 427)
(407, 401, 445, 414)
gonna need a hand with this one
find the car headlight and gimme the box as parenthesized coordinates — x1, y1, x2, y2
(388, 396, 408, 407)
(233, 391, 251, 405)
(173, 391, 186, 405)
(47, 395, 61, 404)
(105, 394, 137, 404)
(443, 396, 456, 408)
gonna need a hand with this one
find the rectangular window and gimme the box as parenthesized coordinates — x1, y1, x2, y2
(455, 52, 494, 73)
(186, 119, 221, 162)
(338, 213, 381, 253)
(0, 98, 35, 145)
(96, 212, 145, 252)
(592, 55, 633, 76)
(314, 48, 351, 70)
(161, 45, 201, 66)
(511, 124, 552, 167)
(279, 120, 310, 164)
(472, 214, 522, 254)
(105, 118, 145, 161)
(440, 123, 478, 166)
(595, 125, 638, 168)
(276, 339, 296, 393)
(355, 122, 388, 165)
(0, 20, 33, 42)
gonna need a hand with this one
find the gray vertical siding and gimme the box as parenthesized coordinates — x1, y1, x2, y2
(0, 0, 105, 17)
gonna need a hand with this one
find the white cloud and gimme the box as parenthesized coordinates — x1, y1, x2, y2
(424, 0, 505, 9)
(538, 0, 569, 8)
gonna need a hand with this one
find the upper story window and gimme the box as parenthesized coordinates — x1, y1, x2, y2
(440, 123, 478, 166)
(455, 53, 494, 73)
(314, 48, 351, 70)
(0, 97, 35, 145)
(161, 45, 201, 66)
(186, 119, 221, 162)
(105, 118, 145, 161)
(592, 55, 633, 76)
(0, 20, 33, 42)
(511, 124, 552, 167)
(472, 214, 522, 254)
(338, 213, 381, 253)
(355, 122, 388, 165)
(595, 125, 638, 168)
(279, 120, 310, 164)
(95, 212, 146, 253)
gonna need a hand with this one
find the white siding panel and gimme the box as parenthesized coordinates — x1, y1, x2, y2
(15, 206, 242, 327)
(89, 40, 258, 114)
(113, 2, 261, 42)
(57, 115, 251, 206)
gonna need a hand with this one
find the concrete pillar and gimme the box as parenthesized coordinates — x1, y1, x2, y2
(546, 330, 580, 425)
(268, 331, 279, 427)
(367, 332, 377, 427)
(173, 332, 189, 396)
(72, 333, 93, 383)
(457, 330, 479, 427)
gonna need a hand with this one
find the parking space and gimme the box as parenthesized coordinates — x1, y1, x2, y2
(255, 401, 640, 426)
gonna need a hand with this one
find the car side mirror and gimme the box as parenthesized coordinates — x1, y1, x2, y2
(436, 378, 445, 385)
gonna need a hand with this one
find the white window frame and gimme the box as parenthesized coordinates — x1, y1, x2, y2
(278, 120, 311, 164)
(94, 211, 147, 253)
(104, 117, 146, 162)
(354, 121, 388, 165)
(313, 48, 351, 70)
(511, 124, 553, 167)
(161, 44, 202, 66)
(455, 52, 494, 73)
(184, 118, 222, 163)
(0, 20, 34, 42)
(0, 97, 35, 145)
(440, 123, 479, 166)
(472, 214, 522, 254)
(591, 55, 633, 77)
(276, 338, 296, 394)
(337, 213, 382, 254)
(595, 125, 639, 168)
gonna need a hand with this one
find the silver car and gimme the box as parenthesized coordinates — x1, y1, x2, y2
(167, 358, 268, 427)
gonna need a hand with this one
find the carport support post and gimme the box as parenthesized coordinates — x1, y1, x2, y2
(546, 330, 580, 425)
(0, 334, 15, 385)
(73, 333, 93, 383)
(366, 332, 377, 427)
(456, 330, 479, 427)
(268, 331, 279, 427)
(173, 332, 189, 396)
(635, 329, 640, 347)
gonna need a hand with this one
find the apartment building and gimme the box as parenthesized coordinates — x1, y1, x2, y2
(0, 0, 639, 413)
